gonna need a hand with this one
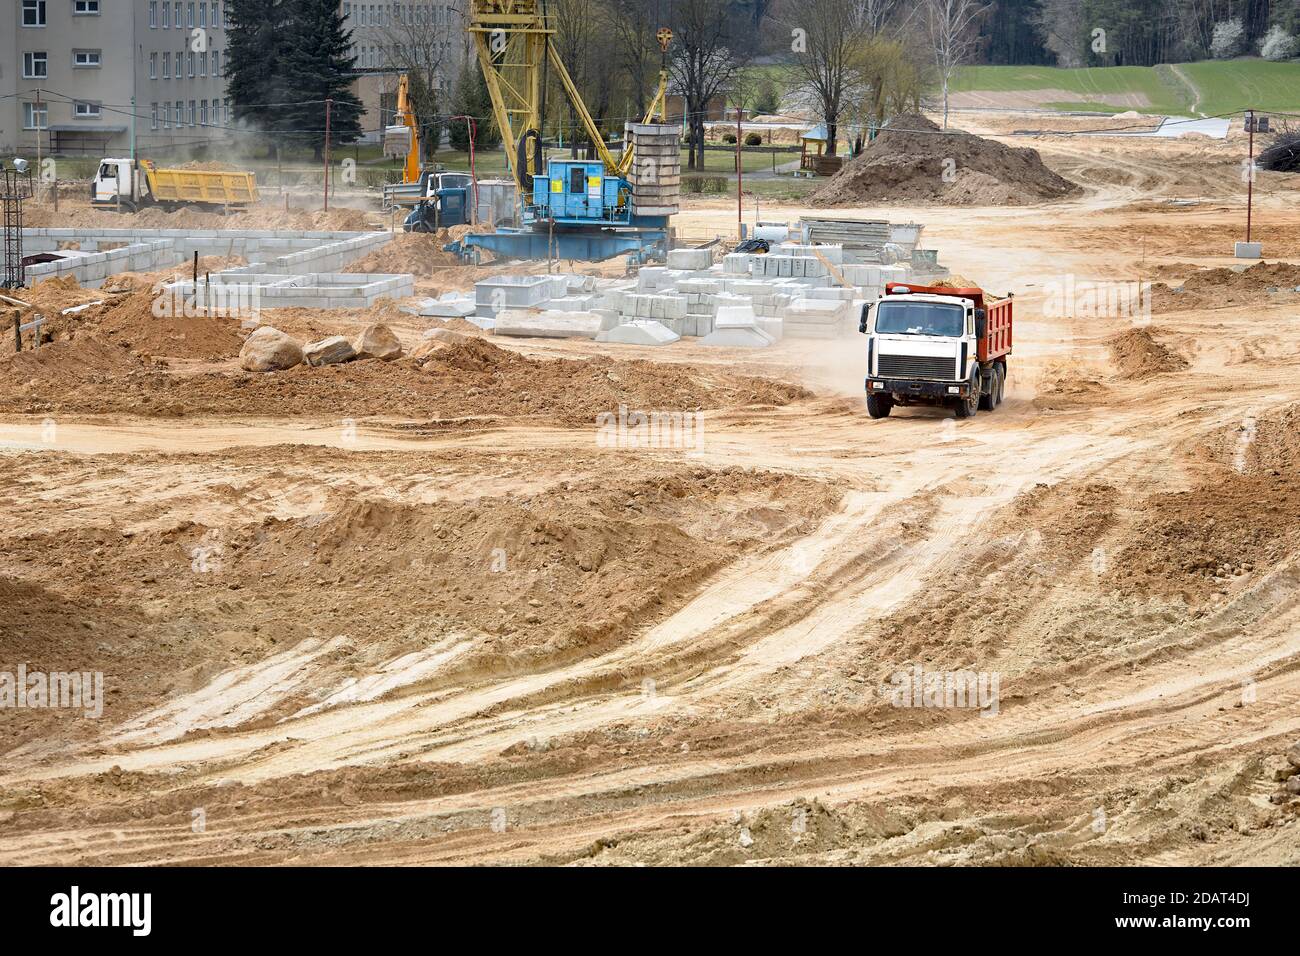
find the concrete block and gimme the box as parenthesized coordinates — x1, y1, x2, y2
(1235, 241, 1262, 258)
(700, 325, 775, 348)
(667, 248, 713, 271)
(494, 309, 603, 339)
(595, 320, 680, 346)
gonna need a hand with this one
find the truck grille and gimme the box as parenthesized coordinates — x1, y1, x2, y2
(877, 354, 956, 380)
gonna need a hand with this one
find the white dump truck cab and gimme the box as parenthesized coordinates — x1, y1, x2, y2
(860, 282, 1013, 420)
(91, 158, 141, 207)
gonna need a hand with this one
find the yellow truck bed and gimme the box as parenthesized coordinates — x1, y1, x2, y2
(142, 163, 259, 206)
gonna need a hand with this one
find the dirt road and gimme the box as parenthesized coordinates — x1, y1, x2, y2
(2, 121, 1298, 865)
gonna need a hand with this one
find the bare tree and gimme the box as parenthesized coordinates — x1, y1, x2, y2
(924, 0, 989, 129)
(782, 0, 873, 156)
(552, 0, 614, 157)
(1033, 0, 1086, 67)
(671, 0, 746, 171)
(378, 2, 467, 161)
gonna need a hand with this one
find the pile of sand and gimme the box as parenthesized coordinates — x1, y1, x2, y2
(344, 231, 463, 276)
(23, 196, 380, 233)
(810, 113, 1080, 207)
(1150, 261, 1300, 313)
(0, 327, 809, 421)
(1106, 326, 1188, 380)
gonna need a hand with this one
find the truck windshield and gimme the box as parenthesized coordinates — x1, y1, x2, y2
(875, 301, 964, 337)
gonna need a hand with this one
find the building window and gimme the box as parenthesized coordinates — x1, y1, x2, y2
(174, 2, 182, 27)
(23, 102, 49, 129)
(74, 101, 101, 118)
(23, 52, 48, 78)
(211, 49, 219, 76)
(199, 1, 206, 25)
(74, 49, 102, 68)
(200, 99, 208, 124)
(162, 51, 170, 78)
(188, 100, 196, 125)
(174, 102, 182, 126)
(151, 103, 159, 129)
(199, 51, 207, 75)
(73, 0, 100, 14)
(22, 0, 46, 26)
(213, 1, 220, 27)
(149, 51, 158, 77)
(343, 2, 350, 15)
(222, 98, 228, 123)
(149, 0, 158, 26)
(188, 51, 195, 76)
(187, 2, 194, 26)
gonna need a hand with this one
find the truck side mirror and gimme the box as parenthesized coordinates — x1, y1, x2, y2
(859, 303, 872, 335)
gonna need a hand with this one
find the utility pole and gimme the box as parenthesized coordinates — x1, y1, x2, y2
(323, 98, 333, 212)
(131, 96, 138, 163)
(1245, 108, 1255, 244)
(35, 90, 43, 179)
(736, 103, 743, 240)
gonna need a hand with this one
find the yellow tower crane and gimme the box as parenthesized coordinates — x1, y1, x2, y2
(467, 0, 670, 191)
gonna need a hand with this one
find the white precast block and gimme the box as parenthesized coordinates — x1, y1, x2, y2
(667, 248, 713, 271)
(715, 305, 758, 328)
(493, 309, 603, 339)
(596, 319, 681, 346)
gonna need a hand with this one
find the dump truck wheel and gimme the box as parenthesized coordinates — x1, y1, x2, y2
(995, 364, 1006, 406)
(955, 374, 980, 419)
(866, 393, 892, 419)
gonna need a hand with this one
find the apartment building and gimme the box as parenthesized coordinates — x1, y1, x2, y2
(342, 1, 467, 143)
(1, 0, 230, 156)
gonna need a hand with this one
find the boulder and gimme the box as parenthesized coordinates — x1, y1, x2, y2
(353, 323, 404, 361)
(239, 326, 303, 372)
(1288, 775, 1300, 795)
(303, 335, 356, 367)
(1288, 742, 1300, 769)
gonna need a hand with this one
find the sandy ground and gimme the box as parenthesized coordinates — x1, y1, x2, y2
(2, 116, 1300, 866)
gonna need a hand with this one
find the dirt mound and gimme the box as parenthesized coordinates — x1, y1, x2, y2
(1108, 473, 1300, 603)
(0, 329, 809, 421)
(810, 113, 1080, 207)
(22, 196, 381, 233)
(6, 275, 109, 317)
(344, 231, 461, 276)
(1150, 261, 1300, 313)
(1106, 326, 1188, 379)
(0, 335, 145, 399)
(1200, 403, 1300, 476)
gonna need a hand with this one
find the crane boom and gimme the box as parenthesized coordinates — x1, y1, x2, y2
(467, 0, 668, 190)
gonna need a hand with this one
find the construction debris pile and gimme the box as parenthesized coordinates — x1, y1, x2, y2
(1150, 261, 1300, 312)
(809, 112, 1081, 207)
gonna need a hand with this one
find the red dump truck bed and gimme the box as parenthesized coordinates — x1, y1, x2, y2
(884, 281, 1013, 363)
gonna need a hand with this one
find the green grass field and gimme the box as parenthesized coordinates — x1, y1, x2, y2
(952, 58, 1300, 116)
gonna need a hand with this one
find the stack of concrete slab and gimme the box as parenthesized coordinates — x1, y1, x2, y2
(799, 217, 893, 264)
(494, 309, 605, 339)
(667, 247, 714, 271)
(783, 298, 855, 339)
(626, 123, 682, 218)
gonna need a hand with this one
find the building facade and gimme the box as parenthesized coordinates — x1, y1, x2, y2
(1, 0, 230, 157)
(341, 1, 467, 144)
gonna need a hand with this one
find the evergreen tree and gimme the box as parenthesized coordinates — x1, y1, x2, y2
(278, 0, 364, 158)
(448, 60, 501, 152)
(224, 0, 295, 146)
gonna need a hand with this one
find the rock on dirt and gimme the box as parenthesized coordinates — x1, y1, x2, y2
(240, 327, 304, 372)
(1288, 741, 1300, 768)
(303, 335, 357, 367)
(810, 112, 1079, 207)
(353, 323, 404, 361)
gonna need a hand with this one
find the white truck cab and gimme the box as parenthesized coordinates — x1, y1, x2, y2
(861, 283, 1012, 420)
(92, 158, 138, 206)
